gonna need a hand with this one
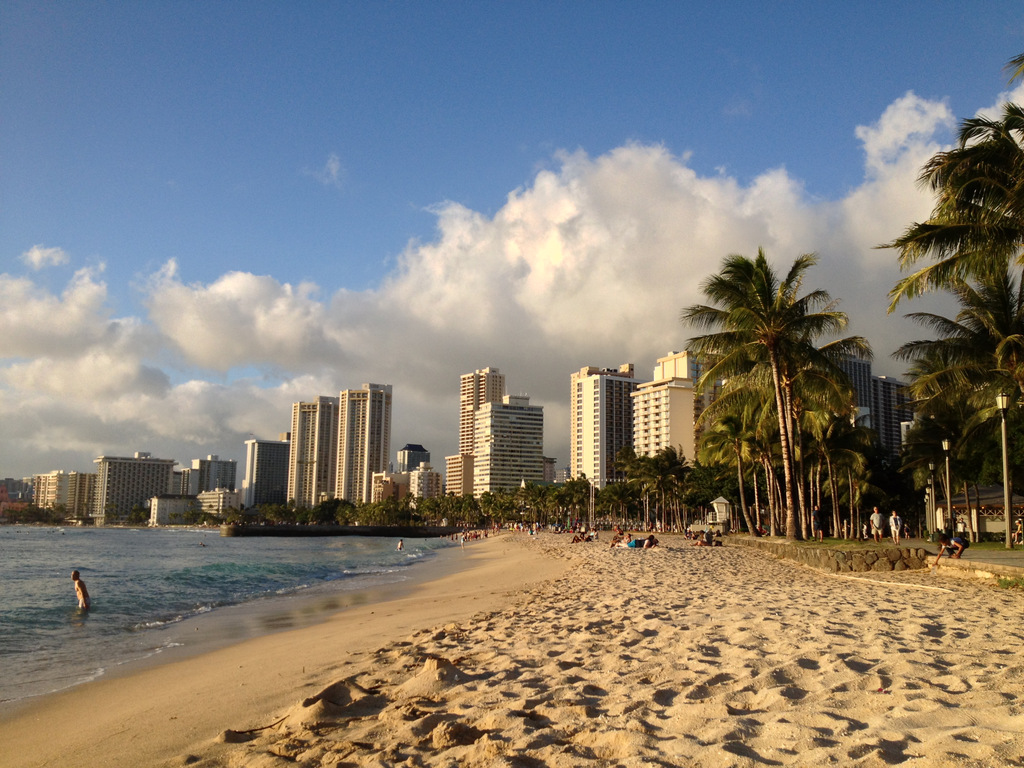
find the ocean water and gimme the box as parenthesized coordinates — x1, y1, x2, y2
(0, 526, 453, 705)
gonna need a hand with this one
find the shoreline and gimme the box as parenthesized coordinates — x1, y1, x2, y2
(0, 532, 567, 768)
(6, 533, 1024, 767)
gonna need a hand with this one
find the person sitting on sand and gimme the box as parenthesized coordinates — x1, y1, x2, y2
(693, 529, 714, 546)
(933, 533, 969, 565)
(71, 570, 90, 610)
(612, 533, 632, 549)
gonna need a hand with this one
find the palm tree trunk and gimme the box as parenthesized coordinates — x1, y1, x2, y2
(752, 464, 762, 532)
(768, 352, 800, 539)
(735, 454, 758, 535)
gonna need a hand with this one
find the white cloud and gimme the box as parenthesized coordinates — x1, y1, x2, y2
(0, 90, 977, 477)
(0, 267, 117, 357)
(854, 92, 954, 179)
(145, 259, 342, 372)
(20, 244, 69, 269)
(306, 152, 344, 188)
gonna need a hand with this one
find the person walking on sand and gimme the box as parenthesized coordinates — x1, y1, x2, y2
(869, 507, 885, 543)
(889, 510, 903, 546)
(71, 570, 90, 610)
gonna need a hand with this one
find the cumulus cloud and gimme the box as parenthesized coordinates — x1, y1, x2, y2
(0, 89, 990, 477)
(20, 244, 69, 269)
(0, 267, 116, 357)
(145, 260, 342, 371)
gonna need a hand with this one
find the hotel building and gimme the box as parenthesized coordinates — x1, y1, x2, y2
(409, 462, 443, 499)
(337, 383, 392, 504)
(242, 436, 290, 508)
(93, 452, 177, 524)
(632, 351, 706, 462)
(473, 395, 544, 495)
(570, 364, 636, 487)
(186, 455, 237, 494)
(287, 396, 340, 508)
(445, 367, 506, 496)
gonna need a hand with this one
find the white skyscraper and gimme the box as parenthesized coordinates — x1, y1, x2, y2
(93, 452, 176, 524)
(446, 367, 506, 496)
(287, 396, 340, 508)
(337, 383, 393, 504)
(570, 364, 636, 488)
(473, 395, 544, 496)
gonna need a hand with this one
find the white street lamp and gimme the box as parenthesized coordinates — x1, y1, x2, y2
(942, 439, 952, 540)
(928, 462, 937, 534)
(997, 394, 1012, 549)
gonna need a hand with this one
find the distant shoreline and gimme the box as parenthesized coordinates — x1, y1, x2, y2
(219, 523, 466, 538)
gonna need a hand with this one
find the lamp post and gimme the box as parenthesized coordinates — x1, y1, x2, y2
(942, 439, 952, 540)
(928, 462, 937, 534)
(997, 393, 1012, 549)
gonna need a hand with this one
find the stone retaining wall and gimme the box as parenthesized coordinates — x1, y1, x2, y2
(727, 535, 929, 572)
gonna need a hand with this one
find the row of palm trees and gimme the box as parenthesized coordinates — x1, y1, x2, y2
(882, 54, 1024, 542)
(681, 250, 872, 540)
(677, 53, 1024, 541)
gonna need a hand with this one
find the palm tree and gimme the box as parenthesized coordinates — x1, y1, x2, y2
(698, 402, 760, 536)
(886, 99, 1024, 309)
(1007, 52, 1024, 85)
(682, 248, 868, 539)
(896, 268, 1024, 400)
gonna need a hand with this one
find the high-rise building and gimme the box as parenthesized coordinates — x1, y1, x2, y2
(632, 351, 700, 462)
(66, 471, 96, 519)
(287, 396, 340, 508)
(185, 455, 237, 494)
(396, 444, 430, 472)
(242, 437, 290, 508)
(93, 452, 177, 524)
(337, 383, 393, 504)
(409, 462, 443, 499)
(543, 456, 556, 483)
(473, 395, 544, 495)
(444, 453, 473, 497)
(446, 367, 506, 495)
(871, 375, 912, 457)
(570, 364, 636, 488)
(838, 355, 873, 410)
(839, 356, 912, 458)
(460, 368, 506, 454)
(34, 470, 97, 519)
(33, 470, 68, 511)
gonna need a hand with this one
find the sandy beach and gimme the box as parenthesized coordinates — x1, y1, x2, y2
(4, 533, 1024, 767)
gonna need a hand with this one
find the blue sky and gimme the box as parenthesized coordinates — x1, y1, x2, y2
(2, 2, 1023, 480)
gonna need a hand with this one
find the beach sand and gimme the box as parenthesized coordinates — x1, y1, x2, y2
(4, 533, 1024, 767)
